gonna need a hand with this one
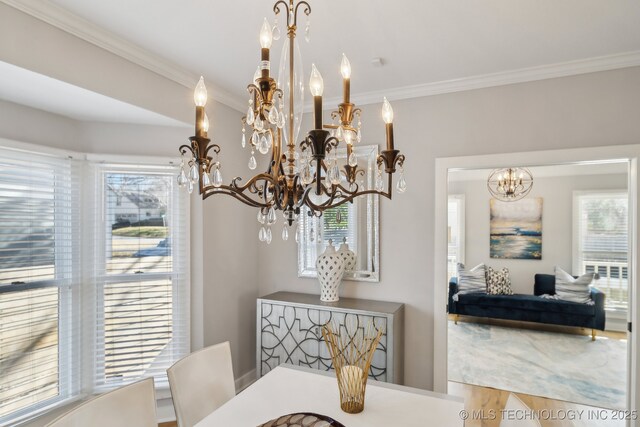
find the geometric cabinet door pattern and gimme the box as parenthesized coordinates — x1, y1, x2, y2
(257, 292, 404, 384)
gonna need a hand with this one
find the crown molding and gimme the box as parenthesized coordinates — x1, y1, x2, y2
(4, 1, 639, 114)
(0, 0, 246, 112)
(320, 50, 640, 109)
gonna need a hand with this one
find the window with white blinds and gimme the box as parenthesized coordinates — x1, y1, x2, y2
(90, 164, 189, 390)
(448, 195, 465, 280)
(299, 203, 356, 267)
(574, 191, 629, 312)
(0, 146, 190, 425)
(0, 147, 81, 425)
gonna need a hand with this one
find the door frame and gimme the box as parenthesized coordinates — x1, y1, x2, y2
(433, 144, 640, 423)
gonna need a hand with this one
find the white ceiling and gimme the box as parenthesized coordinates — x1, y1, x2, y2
(0, 60, 188, 126)
(40, 0, 640, 109)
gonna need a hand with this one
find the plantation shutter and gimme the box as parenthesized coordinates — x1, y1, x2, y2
(0, 146, 81, 425)
(89, 163, 189, 390)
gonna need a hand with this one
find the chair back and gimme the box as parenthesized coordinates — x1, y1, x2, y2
(168, 341, 235, 427)
(46, 378, 157, 427)
(500, 393, 541, 427)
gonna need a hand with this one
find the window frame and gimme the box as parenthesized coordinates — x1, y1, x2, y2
(0, 141, 190, 425)
(572, 189, 629, 316)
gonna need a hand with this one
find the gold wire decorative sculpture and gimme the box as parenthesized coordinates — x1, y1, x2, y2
(321, 321, 384, 414)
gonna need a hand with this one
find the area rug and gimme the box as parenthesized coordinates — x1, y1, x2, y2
(448, 321, 627, 409)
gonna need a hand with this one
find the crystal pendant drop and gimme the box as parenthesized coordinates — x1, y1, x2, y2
(212, 167, 223, 188)
(266, 132, 273, 150)
(251, 131, 259, 147)
(356, 128, 362, 143)
(397, 172, 407, 193)
(255, 118, 264, 131)
(295, 223, 300, 243)
(241, 133, 246, 148)
(272, 20, 281, 40)
(282, 225, 288, 241)
(266, 227, 273, 244)
(329, 164, 341, 185)
(187, 180, 194, 194)
(257, 209, 266, 224)
(189, 164, 199, 184)
(248, 154, 257, 170)
(335, 126, 343, 141)
(301, 163, 312, 185)
(258, 135, 269, 154)
(177, 168, 188, 187)
(268, 106, 278, 125)
(201, 170, 212, 187)
(267, 207, 277, 225)
(258, 226, 266, 242)
(304, 19, 310, 43)
(336, 209, 342, 223)
(277, 111, 285, 129)
(247, 107, 255, 125)
(348, 152, 357, 167)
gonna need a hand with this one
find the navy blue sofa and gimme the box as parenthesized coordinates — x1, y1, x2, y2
(448, 273, 605, 338)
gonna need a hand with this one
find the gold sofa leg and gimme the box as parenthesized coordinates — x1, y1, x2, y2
(592, 329, 596, 341)
(455, 314, 459, 325)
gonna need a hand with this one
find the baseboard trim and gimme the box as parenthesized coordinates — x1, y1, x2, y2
(235, 369, 257, 393)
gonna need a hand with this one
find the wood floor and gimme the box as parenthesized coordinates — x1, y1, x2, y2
(449, 382, 625, 427)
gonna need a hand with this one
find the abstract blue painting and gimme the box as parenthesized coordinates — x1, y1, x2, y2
(490, 198, 542, 260)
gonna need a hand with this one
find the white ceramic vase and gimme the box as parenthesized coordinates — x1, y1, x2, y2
(338, 238, 357, 272)
(316, 240, 346, 302)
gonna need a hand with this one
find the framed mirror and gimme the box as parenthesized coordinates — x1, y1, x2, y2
(297, 144, 380, 282)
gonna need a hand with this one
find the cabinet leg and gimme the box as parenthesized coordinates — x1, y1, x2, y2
(592, 329, 596, 341)
(455, 314, 459, 325)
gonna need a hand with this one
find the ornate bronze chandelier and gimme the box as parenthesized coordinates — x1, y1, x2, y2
(487, 167, 533, 202)
(178, 0, 406, 243)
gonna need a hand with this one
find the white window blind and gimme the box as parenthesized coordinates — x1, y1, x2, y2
(447, 195, 465, 280)
(0, 147, 81, 425)
(574, 191, 628, 311)
(300, 203, 357, 267)
(90, 164, 189, 391)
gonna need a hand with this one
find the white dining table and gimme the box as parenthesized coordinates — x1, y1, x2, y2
(195, 365, 464, 426)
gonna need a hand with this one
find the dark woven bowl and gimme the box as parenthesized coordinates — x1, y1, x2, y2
(257, 412, 346, 427)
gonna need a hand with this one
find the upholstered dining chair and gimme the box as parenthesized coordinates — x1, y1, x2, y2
(46, 378, 157, 427)
(167, 341, 236, 427)
(500, 393, 542, 427)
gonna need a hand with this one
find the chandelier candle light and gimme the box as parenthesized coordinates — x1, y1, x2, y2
(178, 0, 406, 244)
(487, 167, 534, 202)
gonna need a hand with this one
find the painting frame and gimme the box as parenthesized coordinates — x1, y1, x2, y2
(490, 197, 543, 260)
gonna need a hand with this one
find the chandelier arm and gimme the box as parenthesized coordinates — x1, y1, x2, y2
(273, 0, 289, 18)
(293, 1, 311, 27)
(179, 144, 195, 158)
(201, 186, 271, 208)
(303, 188, 391, 213)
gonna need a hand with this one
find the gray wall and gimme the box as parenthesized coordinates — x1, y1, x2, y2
(258, 66, 640, 390)
(449, 173, 628, 293)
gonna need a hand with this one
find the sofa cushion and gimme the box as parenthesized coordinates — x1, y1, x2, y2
(554, 266, 595, 304)
(454, 263, 486, 299)
(486, 267, 513, 295)
(455, 293, 596, 316)
(534, 274, 555, 296)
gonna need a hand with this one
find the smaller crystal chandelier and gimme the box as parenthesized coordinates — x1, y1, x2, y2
(487, 167, 533, 202)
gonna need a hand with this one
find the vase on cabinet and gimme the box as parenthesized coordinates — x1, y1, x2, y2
(338, 238, 356, 272)
(316, 240, 346, 302)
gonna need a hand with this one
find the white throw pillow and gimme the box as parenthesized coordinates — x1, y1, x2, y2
(454, 263, 486, 301)
(554, 266, 594, 304)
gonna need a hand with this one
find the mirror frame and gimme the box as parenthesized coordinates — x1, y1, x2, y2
(297, 144, 380, 282)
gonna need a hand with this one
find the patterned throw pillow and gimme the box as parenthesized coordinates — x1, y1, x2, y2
(486, 267, 513, 295)
(454, 263, 487, 301)
(554, 266, 594, 304)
